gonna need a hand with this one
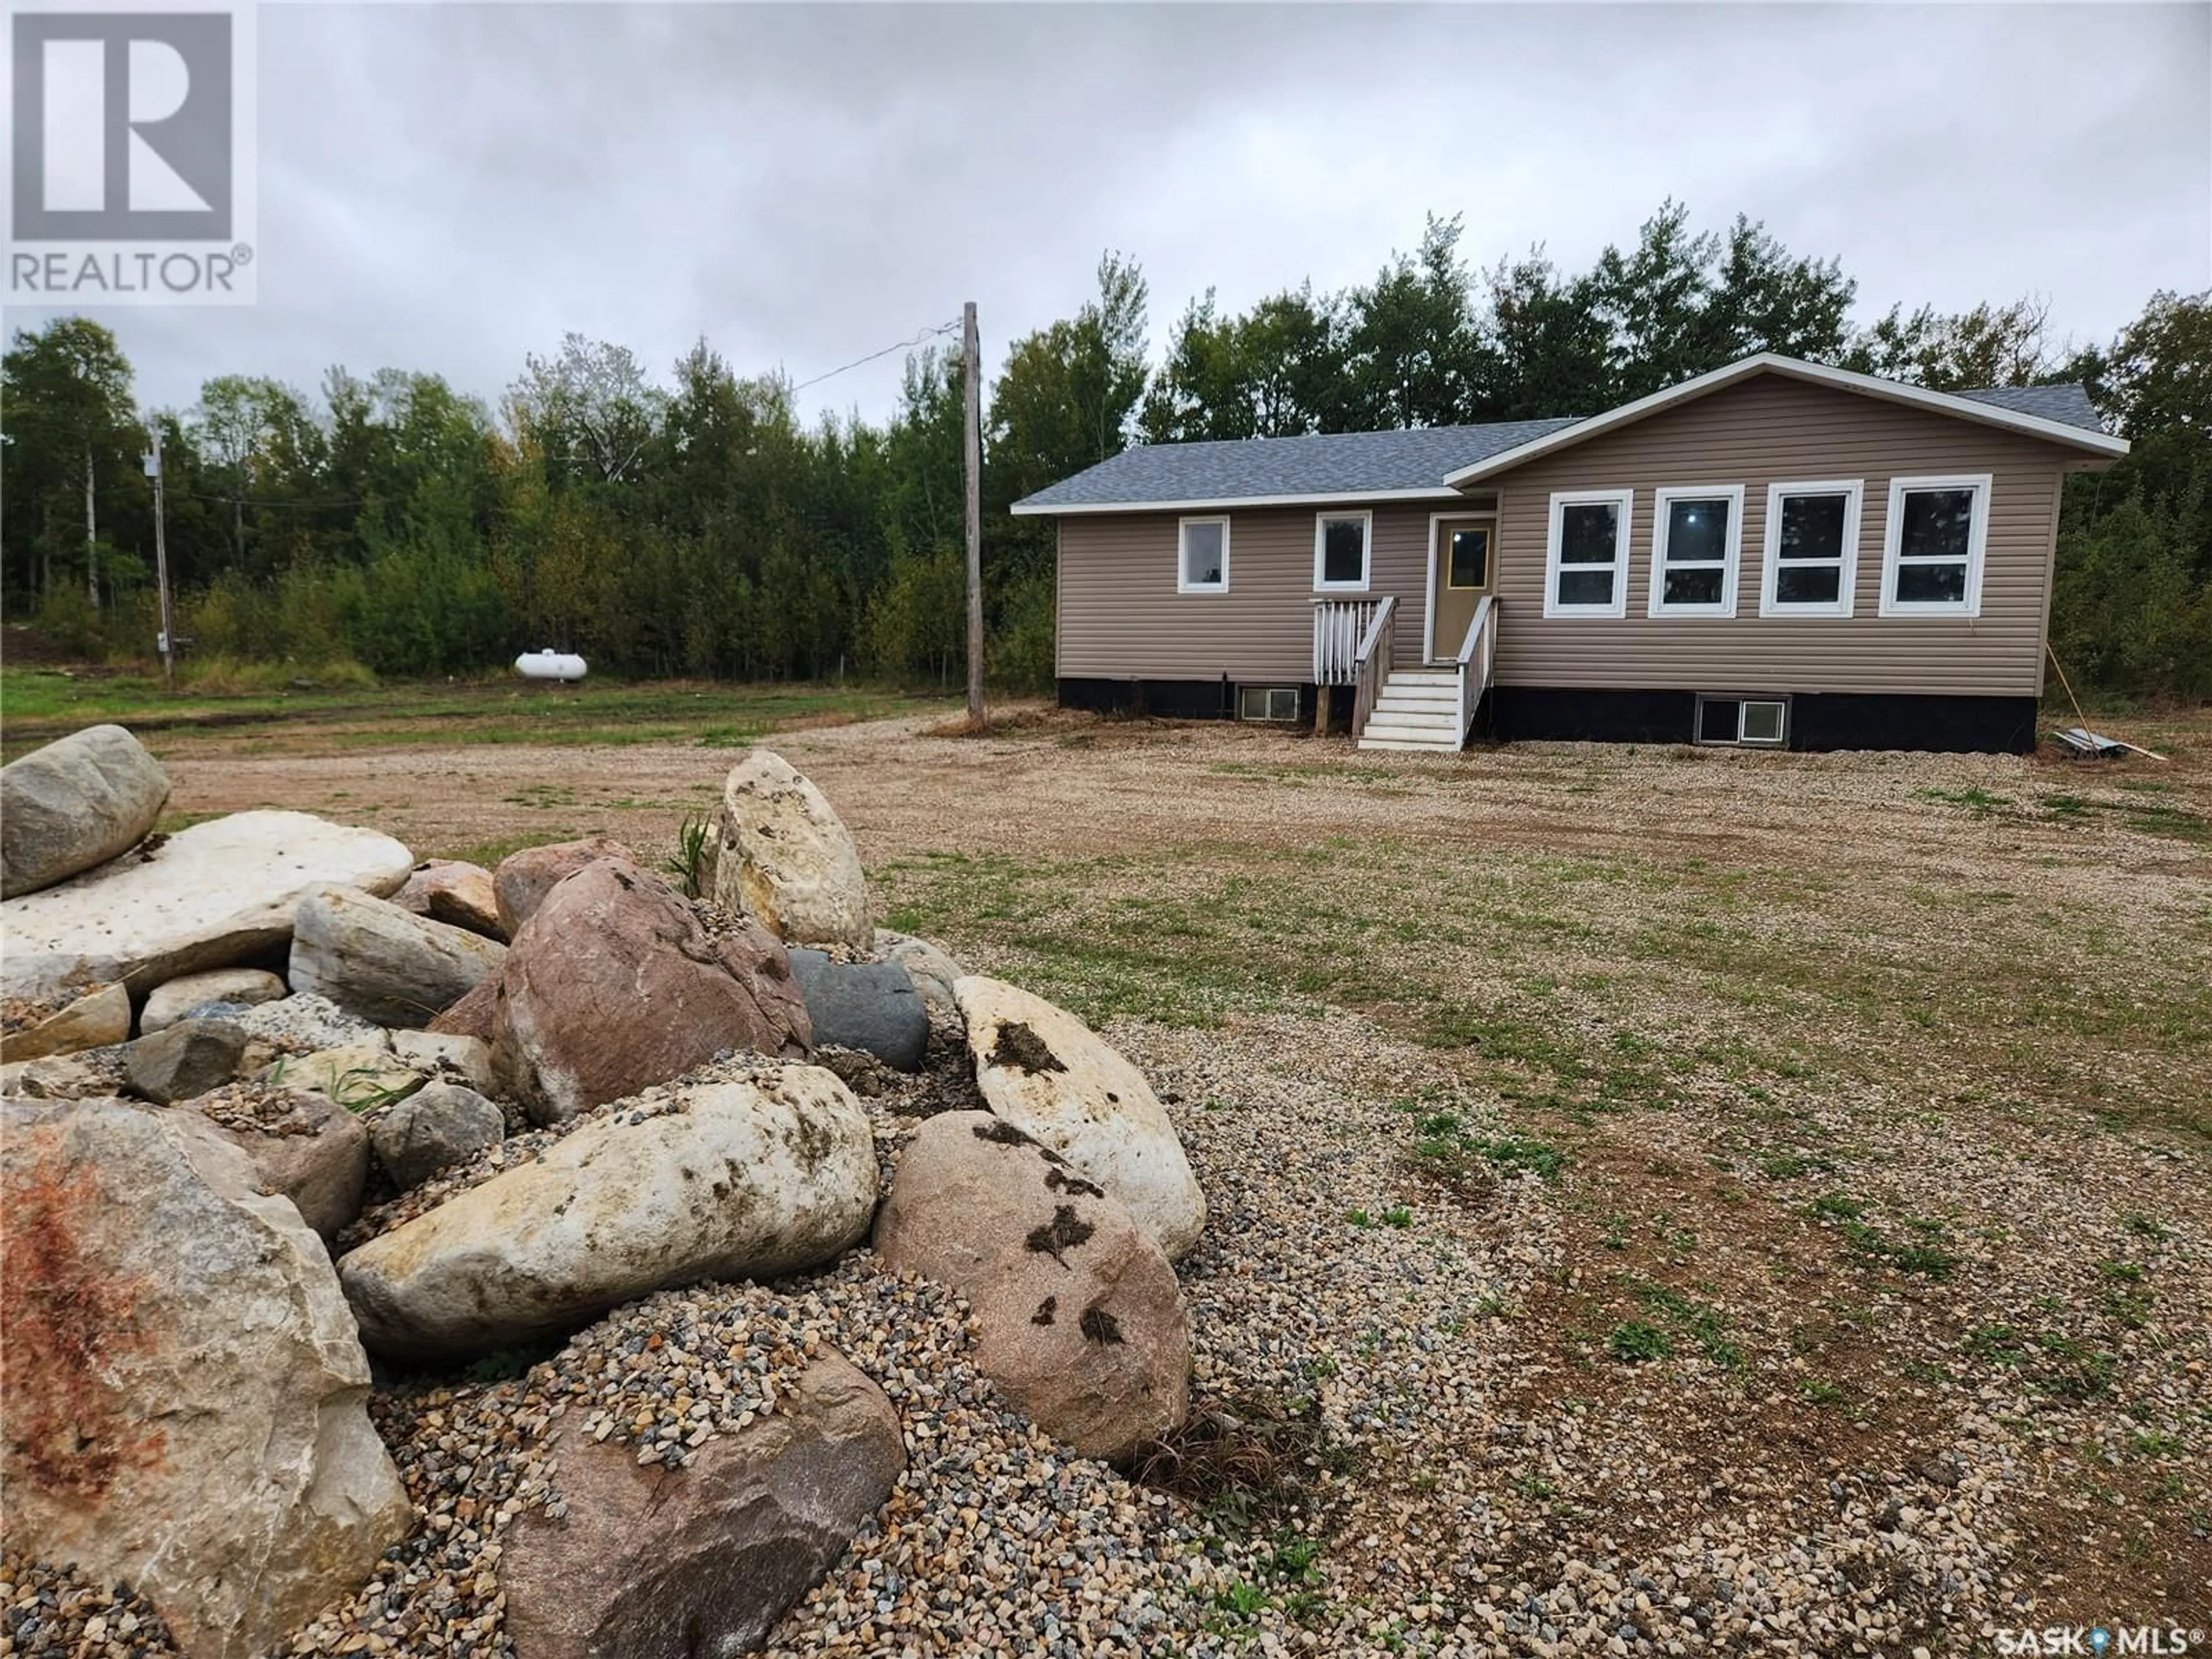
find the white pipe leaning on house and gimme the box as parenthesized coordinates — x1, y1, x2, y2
(515, 650, 588, 681)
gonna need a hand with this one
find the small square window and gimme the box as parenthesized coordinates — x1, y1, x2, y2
(1315, 514, 1370, 590)
(1178, 517, 1229, 593)
(1698, 698, 1741, 743)
(1238, 686, 1299, 722)
(1696, 694, 1790, 747)
(1739, 700, 1786, 745)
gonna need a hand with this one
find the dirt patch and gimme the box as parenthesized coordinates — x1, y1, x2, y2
(988, 1020, 1066, 1075)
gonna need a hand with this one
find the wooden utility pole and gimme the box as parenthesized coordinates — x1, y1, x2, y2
(145, 423, 175, 690)
(962, 301, 986, 728)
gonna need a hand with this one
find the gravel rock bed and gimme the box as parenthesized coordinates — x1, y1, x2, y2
(0, 989, 81, 1033)
(192, 1080, 335, 1138)
(11, 966, 2207, 1659)
(0, 1555, 175, 1657)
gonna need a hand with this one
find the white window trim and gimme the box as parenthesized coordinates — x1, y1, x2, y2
(1312, 510, 1373, 593)
(1758, 479, 1863, 619)
(1879, 474, 1991, 618)
(1647, 484, 1746, 619)
(1543, 488, 1634, 619)
(1176, 514, 1231, 595)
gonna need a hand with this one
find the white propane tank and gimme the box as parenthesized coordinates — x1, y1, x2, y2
(514, 649, 588, 682)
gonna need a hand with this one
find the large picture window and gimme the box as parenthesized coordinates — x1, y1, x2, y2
(1880, 475, 1991, 616)
(1649, 485, 1745, 618)
(1759, 480, 1863, 617)
(1543, 489, 1633, 618)
(1178, 516, 1229, 593)
(1313, 512, 1372, 592)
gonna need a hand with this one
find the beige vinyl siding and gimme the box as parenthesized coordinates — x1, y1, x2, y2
(1484, 374, 2080, 698)
(1056, 500, 1441, 681)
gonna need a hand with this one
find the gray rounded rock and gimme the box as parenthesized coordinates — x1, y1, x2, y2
(789, 950, 928, 1073)
(370, 1081, 505, 1190)
(123, 1017, 249, 1105)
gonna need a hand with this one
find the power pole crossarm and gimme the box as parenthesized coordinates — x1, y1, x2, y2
(962, 301, 986, 729)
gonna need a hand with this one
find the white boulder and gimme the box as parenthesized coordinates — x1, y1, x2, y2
(338, 1063, 877, 1361)
(954, 975, 1206, 1260)
(0, 810, 412, 1001)
(706, 751, 871, 948)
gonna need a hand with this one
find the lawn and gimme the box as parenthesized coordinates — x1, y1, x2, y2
(0, 663, 957, 761)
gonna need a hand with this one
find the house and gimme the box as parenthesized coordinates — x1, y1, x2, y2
(1009, 353, 2127, 754)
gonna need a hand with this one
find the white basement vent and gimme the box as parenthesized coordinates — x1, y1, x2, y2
(1696, 694, 1789, 748)
(1238, 686, 1300, 723)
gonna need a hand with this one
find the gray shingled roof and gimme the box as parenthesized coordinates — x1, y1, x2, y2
(1955, 384, 2107, 433)
(1010, 419, 1578, 512)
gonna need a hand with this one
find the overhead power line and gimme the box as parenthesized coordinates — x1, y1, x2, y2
(789, 319, 961, 395)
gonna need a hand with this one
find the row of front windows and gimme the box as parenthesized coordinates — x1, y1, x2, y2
(1177, 512, 1373, 595)
(1546, 475, 1993, 620)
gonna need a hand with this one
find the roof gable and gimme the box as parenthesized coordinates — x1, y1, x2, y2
(1440, 355, 2124, 486)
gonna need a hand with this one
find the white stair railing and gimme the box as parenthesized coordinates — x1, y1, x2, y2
(1311, 597, 1380, 687)
(1452, 594, 1497, 749)
(1350, 595, 1398, 739)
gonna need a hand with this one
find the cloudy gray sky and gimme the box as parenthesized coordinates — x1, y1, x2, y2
(14, 2, 2210, 426)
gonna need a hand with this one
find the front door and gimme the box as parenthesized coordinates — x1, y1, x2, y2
(1430, 516, 1495, 661)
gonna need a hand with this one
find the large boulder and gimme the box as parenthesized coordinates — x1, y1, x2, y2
(0, 810, 413, 1001)
(427, 975, 499, 1042)
(0, 725, 171, 899)
(876, 1111, 1190, 1460)
(210, 1088, 372, 1244)
(0, 1097, 411, 1659)
(873, 929, 967, 1024)
(789, 949, 928, 1072)
(488, 859, 810, 1125)
(503, 1349, 904, 1659)
(954, 976, 1206, 1261)
(337, 1064, 876, 1361)
(493, 835, 638, 937)
(289, 884, 507, 1029)
(369, 1081, 503, 1190)
(122, 1017, 249, 1105)
(139, 967, 288, 1035)
(0, 981, 130, 1062)
(389, 859, 505, 940)
(704, 751, 871, 948)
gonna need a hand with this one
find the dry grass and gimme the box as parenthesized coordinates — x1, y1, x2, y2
(149, 702, 2212, 1628)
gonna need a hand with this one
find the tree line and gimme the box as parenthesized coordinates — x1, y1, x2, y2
(3, 201, 2205, 698)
